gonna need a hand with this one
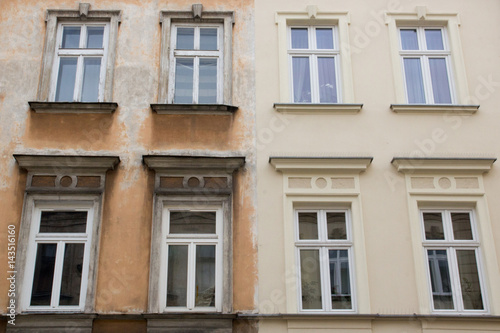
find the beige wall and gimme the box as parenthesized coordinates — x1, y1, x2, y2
(255, 0, 500, 330)
(0, 0, 256, 316)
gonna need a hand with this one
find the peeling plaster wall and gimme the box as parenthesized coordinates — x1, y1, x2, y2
(0, 0, 256, 315)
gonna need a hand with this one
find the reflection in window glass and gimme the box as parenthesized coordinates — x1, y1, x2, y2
(300, 249, 322, 309)
(298, 212, 318, 240)
(291, 28, 308, 49)
(86, 27, 104, 48)
(81, 58, 101, 102)
(400, 29, 418, 50)
(327, 212, 346, 239)
(451, 213, 473, 240)
(30, 244, 57, 306)
(329, 250, 351, 309)
(167, 245, 188, 307)
(40, 211, 87, 233)
(199, 58, 218, 103)
(59, 243, 84, 306)
(174, 58, 194, 103)
(195, 245, 216, 307)
(457, 250, 483, 310)
(62, 27, 81, 48)
(428, 249, 454, 310)
(176, 28, 195, 50)
(423, 212, 444, 240)
(169, 211, 216, 234)
(200, 28, 218, 51)
(55, 58, 78, 102)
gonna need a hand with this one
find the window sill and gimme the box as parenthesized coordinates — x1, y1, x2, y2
(390, 104, 479, 115)
(28, 102, 118, 114)
(151, 104, 238, 115)
(273, 103, 363, 114)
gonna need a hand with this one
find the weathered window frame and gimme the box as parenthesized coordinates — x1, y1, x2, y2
(152, 5, 236, 115)
(29, 3, 120, 114)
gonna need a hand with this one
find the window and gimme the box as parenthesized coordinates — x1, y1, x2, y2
(29, 4, 120, 113)
(288, 26, 340, 103)
(24, 204, 94, 311)
(399, 27, 454, 104)
(295, 209, 354, 312)
(162, 206, 223, 311)
(51, 23, 109, 102)
(421, 209, 486, 312)
(168, 24, 223, 104)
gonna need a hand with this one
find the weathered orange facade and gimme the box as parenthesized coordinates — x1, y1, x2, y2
(0, 0, 256, 331)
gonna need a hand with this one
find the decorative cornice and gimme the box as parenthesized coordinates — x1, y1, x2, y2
(273, 103, 362, 114)
(391, 157, 496, 173)
(269, 157, 373, 173)
(143, 155, 245, 173)
(14, 155, 120, 173)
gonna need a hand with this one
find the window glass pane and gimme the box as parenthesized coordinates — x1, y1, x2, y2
(327, 212, 346, 239)
(298, 212, 318, 240)
(55, 57, 77, 102)
(81, 57, 101, 102)
(292, 57, 312, 103)
(167, 245, 188, 307)
(176, 28, 195, 50)
(318, 57, 337, 103)
(400, 29, 419, 50)
(86, 26, 104, 48)
(451, 212, 473, 240)
(30, 243, 57, 306)
(59, 243, 84, 306)
(316, 28, 334, 49)
(195, 245, 216, 307)
(200, 28, 218, 51)
(169, 211, 216, 234)
(198, 58, 218, 103)
(403, 58, 426, 103)
(329, 250, 351, 309)
(174, 58, 194, 103)
(429, 58, 452, 104)
(425, 29, 444, 50)
(40, 211, 87, 233)
(300, 249, 322, 309)
(456, 250, 484, 310)
(291, 28, 308, 49)
(423, 212, 444, 240)
(427, 250, 454, 309)
(61, 26, 81, 48)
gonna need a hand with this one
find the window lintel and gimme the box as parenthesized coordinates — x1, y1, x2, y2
(392, 157, 496, 174)
(15, 155, 120, 174)
(269, 157, 373, 173)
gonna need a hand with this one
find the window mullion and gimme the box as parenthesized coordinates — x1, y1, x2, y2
(74, 56, 84, 102)
(448, 247, 462, 311)
(187, 242, 195, 310)
(193, 57, 200, 104)
(311, 55, 320, 103)
(50, 241, 66, 308)
(421, 55, 433, 103)
(320, 247, 329, 311)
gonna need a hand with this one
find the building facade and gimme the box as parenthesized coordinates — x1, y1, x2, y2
(1, 0, 500, 332)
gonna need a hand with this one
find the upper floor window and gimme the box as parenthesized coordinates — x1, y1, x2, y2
(296, 209, 354, 312)
(288, 26, 340, 103)
(52, 23, 109, 102)
(168, 24, 223, 104)
(421, 209, 486, 312)
(399, 27, 454, 104)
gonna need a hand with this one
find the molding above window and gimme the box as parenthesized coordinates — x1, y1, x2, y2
(391, 157, 496, 174)
(269, 157, 373, 173)
(15, 155, 120, 173)
(151, 103, 238, 115)
(158, 7, 234, 104)
(274, 103, 362, 114)
(37, 3, 120, 103)
(28, 101, 118, 114)
(143, 155, 245, 174)
(275, 9, 355, 104)
(385, 8, 470, 105)
(390, 104, 478, 115)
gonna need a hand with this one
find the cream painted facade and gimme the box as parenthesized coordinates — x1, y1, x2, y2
(255, 0, 500, 332)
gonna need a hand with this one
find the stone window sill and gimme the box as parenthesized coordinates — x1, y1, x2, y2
(390, 104, 479, 115)
(151, 104, 238, 115)
(273, 103, 363, 114)
(28, 102, 118, 114)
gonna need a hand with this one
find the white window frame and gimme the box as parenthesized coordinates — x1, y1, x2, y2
(287, 26, 341, 104)
(22, 201, 94, 312)
(159, 204, 223, 312)
(420, 209, 488, 313)
(398, 26, 456, 104)
(49, 22, 110, 102)
(295, 209, 356, 313)
(167, 23, 224, 104)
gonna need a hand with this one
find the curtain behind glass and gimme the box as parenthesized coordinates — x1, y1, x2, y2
(403, 58, 426, 103)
